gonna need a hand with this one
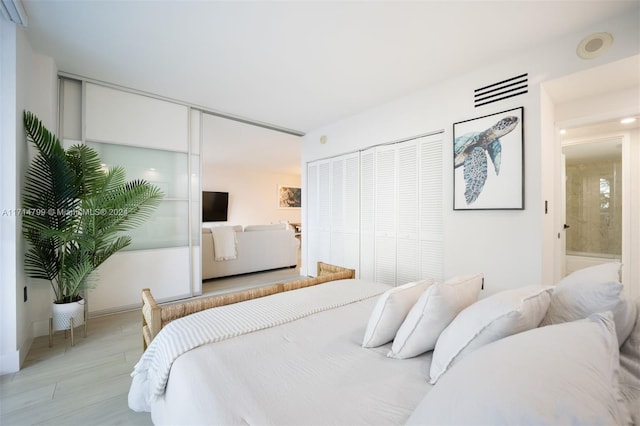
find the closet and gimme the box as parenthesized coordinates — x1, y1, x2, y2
(307, 133, 443, 285)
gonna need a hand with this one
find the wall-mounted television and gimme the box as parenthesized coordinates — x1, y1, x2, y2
(202, 191, 229, 222)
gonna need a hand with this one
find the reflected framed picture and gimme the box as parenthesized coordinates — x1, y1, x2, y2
(453, 107, 524, 210)
(278, 185, 301, 209)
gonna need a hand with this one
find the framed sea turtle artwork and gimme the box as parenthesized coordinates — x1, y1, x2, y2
(453, 107, 524, 210)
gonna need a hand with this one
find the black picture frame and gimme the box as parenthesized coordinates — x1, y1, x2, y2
(453, 107, 524, 210)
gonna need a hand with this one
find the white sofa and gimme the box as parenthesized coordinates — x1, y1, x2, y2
(202, 224, 299, 280)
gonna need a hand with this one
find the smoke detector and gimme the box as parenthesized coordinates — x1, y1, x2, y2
(577, 32, 613, 59)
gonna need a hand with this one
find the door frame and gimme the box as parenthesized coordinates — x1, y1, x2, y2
(558, 129, 631, 286)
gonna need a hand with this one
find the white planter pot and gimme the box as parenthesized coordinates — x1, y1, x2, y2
(52, 299, 85, 331)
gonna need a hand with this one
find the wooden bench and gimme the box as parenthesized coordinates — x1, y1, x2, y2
(141, 262, 356, 350)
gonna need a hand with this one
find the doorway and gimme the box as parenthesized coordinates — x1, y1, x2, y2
(561, 130, 625, 277)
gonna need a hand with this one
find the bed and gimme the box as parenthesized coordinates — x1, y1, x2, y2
(129, 263, 640, 425)
(140, 262, 356, 350)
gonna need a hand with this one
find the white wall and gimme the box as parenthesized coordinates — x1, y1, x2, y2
(202, 163, 301, 227)
(301, 12, 639, 293)
(0, 18, 20, 375)
(0, 21, 57, 374)
(24, 54, 59, 340)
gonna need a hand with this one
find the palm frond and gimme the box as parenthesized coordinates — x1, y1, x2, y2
(97, 166, 127, 195)
(23, 111, 65, 161)
(94, 180, 163, 233)
(66, 144, 104, 197)
(59, 258, 94, 302)
(92, 236, 132, 269)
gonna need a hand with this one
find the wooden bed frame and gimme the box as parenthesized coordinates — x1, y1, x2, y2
(141, 262, 356, 349)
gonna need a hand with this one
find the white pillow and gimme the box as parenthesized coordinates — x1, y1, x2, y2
(361, 279, 434, 348)
(429, 285, 552, 384)
(542, 263, 636, 345)
(407, 313, 631, 426)
(559, 262, 621, 285)
(387, 274, 483, 359)
(620, 297, 640, 425)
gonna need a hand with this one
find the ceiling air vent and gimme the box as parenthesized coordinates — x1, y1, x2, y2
(474, 73, 528, 107)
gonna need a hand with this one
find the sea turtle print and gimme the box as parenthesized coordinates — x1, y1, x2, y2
(454, 115, 519, 204)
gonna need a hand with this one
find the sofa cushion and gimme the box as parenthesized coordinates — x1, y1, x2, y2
(244, 224, 288, 232)
(203, 225, 242, 233)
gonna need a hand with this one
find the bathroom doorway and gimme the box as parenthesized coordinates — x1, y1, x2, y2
(561, 129, 625, 276)
(544, 55, 639, 299)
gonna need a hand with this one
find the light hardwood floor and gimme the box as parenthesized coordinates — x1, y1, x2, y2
(0, 261, 302, 425)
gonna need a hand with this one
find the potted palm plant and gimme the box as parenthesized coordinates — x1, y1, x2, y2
(22, 111, 163, 332)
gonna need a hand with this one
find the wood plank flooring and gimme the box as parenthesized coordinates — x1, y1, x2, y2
(0, 260, 303, 425)
(0, 310, 152, 426)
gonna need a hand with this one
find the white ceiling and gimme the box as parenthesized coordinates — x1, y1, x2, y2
(545, 55, 640, 164)
(201, 113, 302, 175)
(17, 0, 640, 174)
(561, 114, 640, 163)
(544, 55, 640, 105)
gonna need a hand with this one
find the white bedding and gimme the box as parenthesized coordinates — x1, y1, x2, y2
(129, 277, 640, 426)
(136, 280, 434, 425)
(129, 279, 391, 411)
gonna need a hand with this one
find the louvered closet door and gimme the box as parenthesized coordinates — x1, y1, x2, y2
(374, 145, 398, 286)
(318, 161, 332, 270)
(396, 141, 420, 284)
(310, 132, 443, 282)
(419, 135, 444, 281)
(307, 159, 332, 274)
(330, 153, 360, 272)
(359, 148, 376, 281)
(307, 161, 320, 274)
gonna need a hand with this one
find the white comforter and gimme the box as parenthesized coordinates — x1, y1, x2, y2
(128, 279, 404, 415)
(147, 279, 434, 425)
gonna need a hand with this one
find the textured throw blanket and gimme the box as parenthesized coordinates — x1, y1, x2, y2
(128, 279, 390, 412)
(210, 226, 237, 261)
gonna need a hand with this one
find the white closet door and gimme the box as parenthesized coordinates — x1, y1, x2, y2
(343, 154, 361, 272)
(308, 154, 359, 276)
(396, 141, 420, 284)
(359, 148, 376, 281)
(330, 153, 360, 272)
(331, 157, 346, 266)
(317, 160, 332, 271)
(307, 159, 332, 274)
(307, 162, 320, 273)
(375, 146, 397, 285)
(419, 135, 444, 281)
(308, 132, 443, 283)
